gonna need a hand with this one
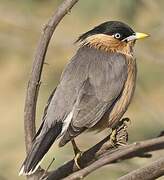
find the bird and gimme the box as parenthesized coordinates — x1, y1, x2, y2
(19, 21, 149, 175)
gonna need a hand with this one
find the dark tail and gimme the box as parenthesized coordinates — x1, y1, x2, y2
(19, 122, 62, 176)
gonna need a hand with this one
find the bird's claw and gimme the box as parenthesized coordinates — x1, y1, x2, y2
(74, 151, 83, 170)
(110, 118, 130, 147)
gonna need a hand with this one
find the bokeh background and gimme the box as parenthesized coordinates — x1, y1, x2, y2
(0, 0, 164, 179)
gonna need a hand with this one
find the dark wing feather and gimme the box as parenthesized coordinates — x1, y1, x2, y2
(33, 88, 57, 140)
(59, 47, 128, 146)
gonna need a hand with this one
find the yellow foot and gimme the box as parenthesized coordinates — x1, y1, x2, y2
(109, 129, 117, 147)
(74, 151, 83, 170)
(115, 118, 129, 146)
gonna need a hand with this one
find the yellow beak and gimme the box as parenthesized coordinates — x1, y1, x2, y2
(135, 32, 150, 40)
(123, 32, 149, 42)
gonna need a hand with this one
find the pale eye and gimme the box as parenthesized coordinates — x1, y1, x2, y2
(114, 33, 121, 39)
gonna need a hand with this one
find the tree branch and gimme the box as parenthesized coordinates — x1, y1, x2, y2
(23, 0, 79, 179)
(119, 158, 164, 180)
(44, 135, 164, 180)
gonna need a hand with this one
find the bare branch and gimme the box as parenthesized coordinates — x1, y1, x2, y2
(45, 135, 164, 180)
(119, 158, 164, 180)
(23, 0, 79, 179)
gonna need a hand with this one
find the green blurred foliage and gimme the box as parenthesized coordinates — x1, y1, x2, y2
(0, 0, 164, 179)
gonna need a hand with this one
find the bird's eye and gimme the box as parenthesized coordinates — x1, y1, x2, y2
(114, 33, 121, 39)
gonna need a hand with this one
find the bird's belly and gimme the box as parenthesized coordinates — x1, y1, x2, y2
(91, 57, 137, 132)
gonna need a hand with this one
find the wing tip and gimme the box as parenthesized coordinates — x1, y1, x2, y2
(18, 160, 41, 176)
(19, 165, 25, 176)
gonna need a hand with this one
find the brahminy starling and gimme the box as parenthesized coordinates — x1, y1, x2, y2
(19, 21, 149, 175)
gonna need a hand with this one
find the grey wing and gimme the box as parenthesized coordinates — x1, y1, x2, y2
(59, 48, 128, 146)
(35, 47, 92, 137)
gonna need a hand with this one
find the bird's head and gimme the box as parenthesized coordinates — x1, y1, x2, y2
(77, 21, 149, 55)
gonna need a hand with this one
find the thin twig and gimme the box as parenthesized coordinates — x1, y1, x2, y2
(41, 158, 55, 180)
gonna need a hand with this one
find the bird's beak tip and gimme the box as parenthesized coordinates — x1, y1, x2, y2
(135, 32, 150, 40)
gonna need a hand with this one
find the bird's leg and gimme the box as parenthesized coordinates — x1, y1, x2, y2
(71, 139, 83, 169)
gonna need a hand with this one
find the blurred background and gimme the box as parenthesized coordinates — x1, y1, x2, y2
(0, 0, 164, 179)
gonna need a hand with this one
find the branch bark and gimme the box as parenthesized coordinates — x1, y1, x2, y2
(44, 135, 164, 180)
(23, 0, 79, 179)
(118, 158, 164, 180)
